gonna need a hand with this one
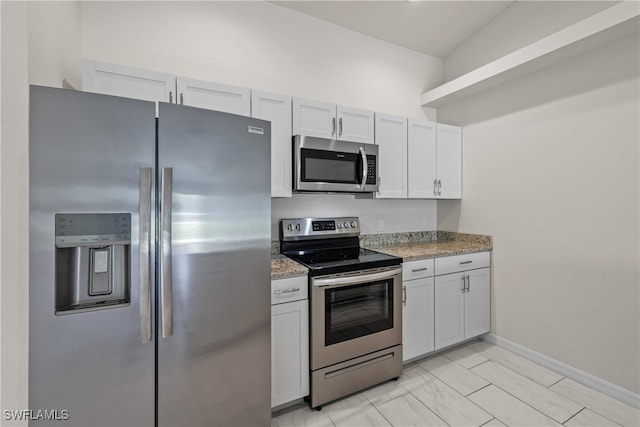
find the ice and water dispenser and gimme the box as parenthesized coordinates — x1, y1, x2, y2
(55, 213, 131, 315)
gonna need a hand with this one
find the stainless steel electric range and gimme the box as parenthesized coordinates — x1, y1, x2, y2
(280, 217, 403, 409)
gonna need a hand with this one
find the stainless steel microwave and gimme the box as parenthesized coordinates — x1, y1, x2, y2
(293, 135, 379, 193)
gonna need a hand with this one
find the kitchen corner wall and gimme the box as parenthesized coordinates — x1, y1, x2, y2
(438, 30, 640, 395)
(79, 1, 443, 240)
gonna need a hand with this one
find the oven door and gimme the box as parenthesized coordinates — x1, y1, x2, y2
(311, 266, 402, 369)
(294, 135, 378, 193)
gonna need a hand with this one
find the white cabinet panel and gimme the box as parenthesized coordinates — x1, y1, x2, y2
(408, 119, 437, 199)
(292, 98, 336, 139)
(82, 59, 175, 106)
(464, 268, 491, 339)
(177, 78, 250, 116)
(337, 105, 374, 144)
(434, 272, 466, 350)
(436, 124, 462, 199)
(402, 277, 434, 361)
(375, 113, 407, 199)
(434, 252, 491, 351)
(434, 252, 491, 276)
(252, 91, 293, 198)
(270, 276, 307, 305)
(271, 299, 309, 408)
(402, 258, 434, 281)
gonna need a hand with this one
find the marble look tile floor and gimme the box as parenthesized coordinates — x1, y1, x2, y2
(272, 341, 639, 427)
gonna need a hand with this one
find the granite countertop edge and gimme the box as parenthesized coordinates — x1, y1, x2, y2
(270, 231, 492, 279)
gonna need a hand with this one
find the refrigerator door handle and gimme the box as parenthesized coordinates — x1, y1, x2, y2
(139, 167, 153, 343)
(160, 167, 174, 338)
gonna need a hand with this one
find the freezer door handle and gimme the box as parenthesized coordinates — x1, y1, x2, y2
(160, 167, 174, 338)
(139, 167, 153, 343)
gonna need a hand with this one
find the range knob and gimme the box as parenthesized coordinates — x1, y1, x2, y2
(336, 222, 343, 228)
(343, 222, 350, 229)
(350, 221, 358, 228)
(295, 223, 301, 231)
(287, 224, 293, 231)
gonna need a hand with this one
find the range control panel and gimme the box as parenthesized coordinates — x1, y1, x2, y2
(281, 217, 360, 241)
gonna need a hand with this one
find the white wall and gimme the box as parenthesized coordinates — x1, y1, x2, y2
(443, 1, 616, 81)
(1, 3, 82, 423)
(438, 33, 640, 394)
(1, 2, 29, 424)
(80, 1, 441, 238)
(81, 1, 441, 119)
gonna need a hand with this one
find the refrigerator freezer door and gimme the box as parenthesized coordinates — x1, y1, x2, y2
(29, 86, 156, 425)
(156, 103, 271, 426)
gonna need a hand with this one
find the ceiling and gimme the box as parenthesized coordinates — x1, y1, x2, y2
(272, 1, 515, 58)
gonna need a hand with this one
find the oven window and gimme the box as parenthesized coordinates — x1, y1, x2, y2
(325, 279, 393, 346)
(301, 148, 360, 184)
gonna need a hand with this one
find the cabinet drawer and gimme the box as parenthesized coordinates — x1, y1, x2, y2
(402, 259, 435, 280)
(435, 252, 490, 276)
(271, 276, 308, 305)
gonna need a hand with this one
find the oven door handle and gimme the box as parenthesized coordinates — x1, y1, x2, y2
(313, 267, 401, 288)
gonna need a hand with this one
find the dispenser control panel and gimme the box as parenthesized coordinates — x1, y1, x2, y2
(55, 213, 131, 247)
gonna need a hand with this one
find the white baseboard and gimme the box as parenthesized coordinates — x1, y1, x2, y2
(483, 334, 640, 409)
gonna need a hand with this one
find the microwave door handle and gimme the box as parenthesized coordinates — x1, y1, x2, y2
(359, 147, 367, 190)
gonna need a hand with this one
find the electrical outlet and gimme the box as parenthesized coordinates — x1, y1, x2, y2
(421, 218, 429, 229)
(377, 219, 384, 232)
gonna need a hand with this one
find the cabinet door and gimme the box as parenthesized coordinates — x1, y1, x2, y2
(464, 268, 491, 339)
(271, 299, 309, 408)
(402, 277, 434, 362)
(292, 98, 336, 139)
(177, 77, 250, 116)
(436, 124, 462, 199)
(375, 113, 407, 199)
(337, 105, 374, 144)
(407, 119, 437, 199)
(252, 91, 293, 198)
(434, 272, 465, 350)
(82, 59, 175, 107)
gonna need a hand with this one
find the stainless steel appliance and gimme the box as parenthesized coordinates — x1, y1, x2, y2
(293, 135, 379, 193)
(29, 86, 271, 426)
(281, 217, 403, 409)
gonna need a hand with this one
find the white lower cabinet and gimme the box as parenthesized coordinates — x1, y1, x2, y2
(434, 253, 491, 351)
(271, 276, 309, 408)
(402, 259, 435, 361)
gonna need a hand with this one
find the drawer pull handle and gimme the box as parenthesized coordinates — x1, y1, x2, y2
(274, 288, 300, 295)
(460, 260, 473, 265)
(411, 267, 428, 272)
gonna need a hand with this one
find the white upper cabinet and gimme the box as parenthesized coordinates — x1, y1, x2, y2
(82, 59, 175, 105)
(436, 124, 462, 199)
(336, 105, 375, 144)
(251, 90, 293, 198)
(293, 98, 336, 140)
(177, 78, 251, 116)
(293, 98, 374, 144)
(375, 113, 407, 199)
(408, 119, 438, 199)
(406, 119, 462, 199)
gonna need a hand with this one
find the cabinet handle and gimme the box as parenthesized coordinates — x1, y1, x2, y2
(402, 285, 407, 306)
(411, 267, 428, 272)
(438, 179, 442, 195)
(180, 93, 184, 105)
(274, 287, 300, 295)
(460, 260, 473, 265)
(169, 91, 173, 103)
(433, 179, 438, 195)
(461, 276, 466, 292)
(466, 274, 470, 292)
(339, 117, 343, 136)
(332, 117, 336, 137)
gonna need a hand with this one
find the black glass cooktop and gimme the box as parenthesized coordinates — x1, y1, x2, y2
(284, 246, 402, 277)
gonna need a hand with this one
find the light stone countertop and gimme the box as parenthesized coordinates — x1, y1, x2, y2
(270, 231, 492, 279)
(271, 254, 307, 280)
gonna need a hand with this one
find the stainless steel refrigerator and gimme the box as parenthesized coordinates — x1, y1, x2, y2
(29, 85, 271, 426)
